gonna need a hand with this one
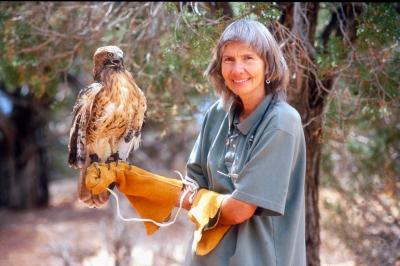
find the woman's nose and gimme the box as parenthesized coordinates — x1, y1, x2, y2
(231, 62, 245, 74)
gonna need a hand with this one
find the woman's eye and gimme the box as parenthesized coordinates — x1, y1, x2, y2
(223, 57, 233, 62)
(244, 56, 254, 60)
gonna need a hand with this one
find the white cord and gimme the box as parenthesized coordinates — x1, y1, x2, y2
(106, 171, 199, 227)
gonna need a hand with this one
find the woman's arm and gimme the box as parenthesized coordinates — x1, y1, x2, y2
(219, 196, 257, 225)
(177, 186, 194, 210)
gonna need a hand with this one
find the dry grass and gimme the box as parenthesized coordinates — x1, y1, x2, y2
(0, 178, 355, 266)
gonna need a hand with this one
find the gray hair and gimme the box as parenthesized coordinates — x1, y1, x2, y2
(205, 19, 289, 110)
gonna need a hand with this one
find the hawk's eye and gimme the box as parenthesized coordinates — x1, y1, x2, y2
(107, 52, 114, 58)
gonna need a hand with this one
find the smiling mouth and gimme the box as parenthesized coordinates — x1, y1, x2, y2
(232, 78, 250, 84)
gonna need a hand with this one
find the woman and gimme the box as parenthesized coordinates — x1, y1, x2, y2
(85, 19, 306, 266)
(182, 19, 306, 265)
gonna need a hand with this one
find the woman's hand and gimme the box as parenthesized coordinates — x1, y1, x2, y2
(180, 186, 257, 225)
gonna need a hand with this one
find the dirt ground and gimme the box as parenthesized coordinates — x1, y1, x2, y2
(0, 178, 355, 266)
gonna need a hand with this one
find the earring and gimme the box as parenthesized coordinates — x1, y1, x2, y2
(266, 79, 271, 84)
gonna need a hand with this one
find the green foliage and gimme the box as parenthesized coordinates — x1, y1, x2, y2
(318, 3, 400, 264)
(0, 4, 77, 97)
(321, 2, 400, 135)
(356, 3, 400, 50)
(233, 3, 281, 22)
(137, 7, 222, 126)
(0, 6, 20, 91)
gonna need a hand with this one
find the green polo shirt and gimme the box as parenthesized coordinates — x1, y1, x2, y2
(185, 94, 306, 266)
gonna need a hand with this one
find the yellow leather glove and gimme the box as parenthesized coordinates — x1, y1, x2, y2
(188, 189, 231, 256)
(85, 161, 183, 235)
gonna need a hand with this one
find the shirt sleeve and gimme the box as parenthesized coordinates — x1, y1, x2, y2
(231, 128, 297, 216)
(186, 111, 211, 189)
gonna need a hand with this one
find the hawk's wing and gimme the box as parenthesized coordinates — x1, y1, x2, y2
(118, 86, 147, 161)
(68, 82, 103, 168)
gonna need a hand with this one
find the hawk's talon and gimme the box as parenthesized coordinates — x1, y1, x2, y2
(112, 153, 121, 162)
(105, 153, 120, 165)
(95, 163, 101, 175)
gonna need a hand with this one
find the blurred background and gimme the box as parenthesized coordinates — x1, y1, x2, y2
(0, 2, 398, 266)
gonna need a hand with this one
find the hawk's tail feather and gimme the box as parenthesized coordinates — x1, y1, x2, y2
(68, 155, 77, 168)
(68, 153, 85, 169)
(68, 113, 80, 168)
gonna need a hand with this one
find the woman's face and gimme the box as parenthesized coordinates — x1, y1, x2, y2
(221, 41, 266, 101)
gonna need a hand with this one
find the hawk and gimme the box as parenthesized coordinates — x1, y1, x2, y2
(68, 45, 147, 208)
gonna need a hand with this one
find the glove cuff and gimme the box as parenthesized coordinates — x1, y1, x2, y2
(188, 189, 230, 255)
(189, 189, 227, 230)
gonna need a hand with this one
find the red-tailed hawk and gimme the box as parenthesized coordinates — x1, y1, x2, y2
(68, 45, 147, 208)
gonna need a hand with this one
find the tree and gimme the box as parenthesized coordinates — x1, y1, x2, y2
(273, 3, 399, 265)
(318, 3, 400, 264)
(0, 2, 174, 208)
(0, 2, 398, 265)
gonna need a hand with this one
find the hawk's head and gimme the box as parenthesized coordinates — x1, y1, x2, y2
(93, 45, 125, 81)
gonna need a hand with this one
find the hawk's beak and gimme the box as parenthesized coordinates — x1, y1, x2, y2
(109, 55, 124, 67)
(114, 53, 124, 65)
(111, 59, 123, 65)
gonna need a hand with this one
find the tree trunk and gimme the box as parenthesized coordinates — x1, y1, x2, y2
(279, 3, 338, 266)
(289, 72, 333, 266)
(0, 90, 49, 209)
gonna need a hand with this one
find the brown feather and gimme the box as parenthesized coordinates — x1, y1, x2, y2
(85, 69, 146, 162)
(68, 83, 102, 168)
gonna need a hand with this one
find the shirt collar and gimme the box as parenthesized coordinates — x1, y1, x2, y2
(228, 94, 274, 135)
